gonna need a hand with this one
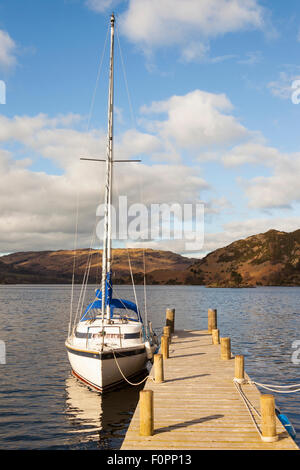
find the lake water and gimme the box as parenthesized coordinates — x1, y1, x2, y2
(0, 284, 299, 449)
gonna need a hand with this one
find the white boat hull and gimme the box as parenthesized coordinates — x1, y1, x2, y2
(66, 342, 148, 392)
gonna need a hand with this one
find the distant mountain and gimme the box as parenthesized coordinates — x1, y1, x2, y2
(1, 229, 300, 286)
(0, 248, 196, 285)
(187, 229, 300, 287)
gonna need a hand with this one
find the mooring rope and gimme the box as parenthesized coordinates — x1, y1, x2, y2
(110, 347, 154, 386)
(247, 380, 300, 394)
(233, 380, 262, 437)
(234, 377, 300, 440)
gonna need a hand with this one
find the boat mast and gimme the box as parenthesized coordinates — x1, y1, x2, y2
(101, 13, 115, 320)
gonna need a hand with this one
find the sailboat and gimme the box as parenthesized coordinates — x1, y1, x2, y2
(65, 13, 158, 393)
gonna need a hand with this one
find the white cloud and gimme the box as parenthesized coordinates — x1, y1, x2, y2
(141, 90, 249, 149)
(222, 140, 300, 210)
(0, 30, 17, 68)
(180, 41, 210, 63)
(0, 110, 210, 252)
(115, 0, 269, 64)
(222, 142, 280, 166)
(116, 128, 162, 159)
(120, 0, 265, 47)
(221, 217, 300, 243)
(4, 88, 250, 168)
(244, 154, 300, 209)
(85, 0, 270, 64)
(0, 113, 82, 143)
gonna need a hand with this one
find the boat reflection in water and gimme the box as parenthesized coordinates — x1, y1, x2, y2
(65, 372, 147, 449)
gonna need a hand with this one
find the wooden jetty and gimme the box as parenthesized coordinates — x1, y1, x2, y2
(121, 319, 299, 450)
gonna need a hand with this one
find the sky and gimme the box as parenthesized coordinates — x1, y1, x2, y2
(1, 0, 300, 257)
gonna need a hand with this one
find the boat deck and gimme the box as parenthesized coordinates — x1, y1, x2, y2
(121, 329, 299, 450)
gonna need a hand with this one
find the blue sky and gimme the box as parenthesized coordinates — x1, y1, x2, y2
(1, 0, 300, 256)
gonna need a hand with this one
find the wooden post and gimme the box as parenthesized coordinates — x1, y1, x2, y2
(163, 325, 171, 344)
(208, 308, 217, 332)
(161, 335, 169, 359)
(260, 394, 278, 442)
(166, 308, 175, 334)
(212, 328, 220, 345)
(234, 355, 245, 383)
(220, 337, 231, 360)
(139, 390, 154, 436)
(154, 353, 164, 383)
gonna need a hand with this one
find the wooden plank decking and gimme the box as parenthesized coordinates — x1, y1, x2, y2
(121, 330, 299, 450)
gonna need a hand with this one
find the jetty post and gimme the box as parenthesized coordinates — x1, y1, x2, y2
(212, 328, 220, 344)
(154, 353, 164, 383)
(220, 337, 231, 360)
(208, 308, 217, 332)
(161, 335, 169, 359)
(166, 308, 175, 334)
(234, 355, 245, 383)
(260, 394, 278, 442)
(139, 390, 154, 436)
(163, 325, 171, 344)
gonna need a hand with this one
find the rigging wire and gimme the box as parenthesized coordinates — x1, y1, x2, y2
(116, 24, 150, 329)
(68, 191, 79, 337)
(71, 224, 97, 333)
(127, 250, 140, 321)
(69, 25, 110, 333)
(86, 25, 110, 133)
(143, 248, 148, 334)
(78, 227, 98, 316)
(116, 25, 137, 129)
(110, 156, 143, 329)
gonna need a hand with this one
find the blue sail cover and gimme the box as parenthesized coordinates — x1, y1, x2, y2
(105, 270, 112, 307)
(80, 273, 143, 322)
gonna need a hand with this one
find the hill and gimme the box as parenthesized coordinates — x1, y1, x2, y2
(0, 248, 196, 285)
(1, 229, 300, 286)
(187, 229, 300, 287)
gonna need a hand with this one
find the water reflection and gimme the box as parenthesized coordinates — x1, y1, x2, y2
(65, 374, 145, 449)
